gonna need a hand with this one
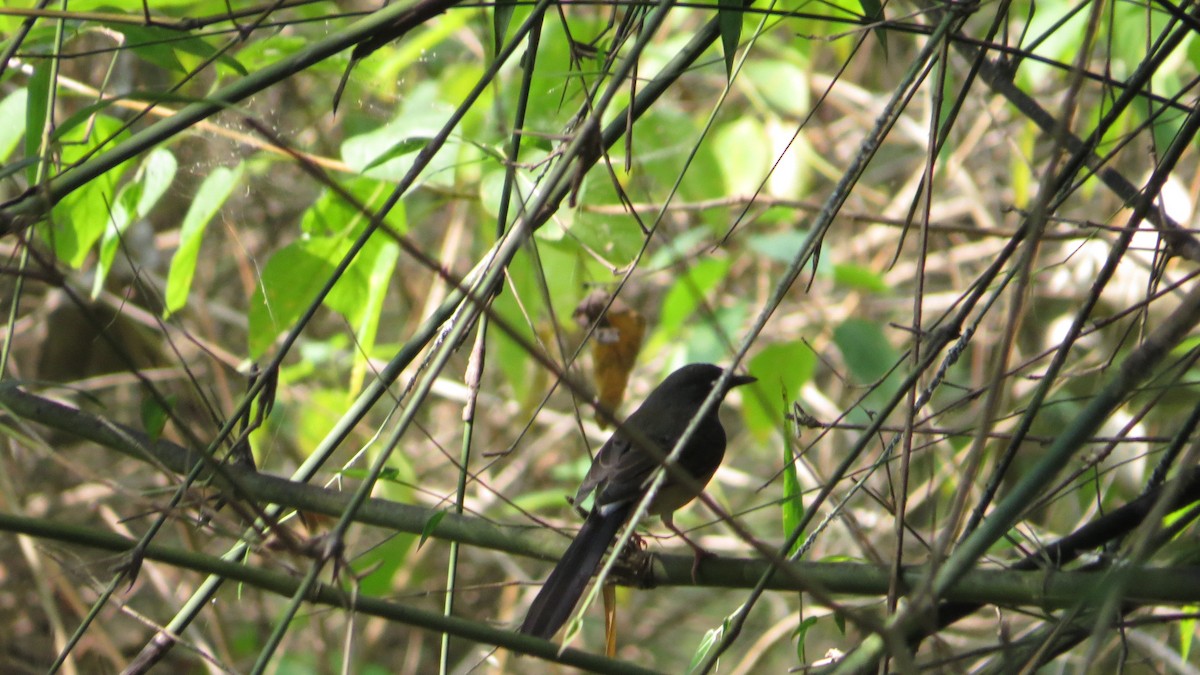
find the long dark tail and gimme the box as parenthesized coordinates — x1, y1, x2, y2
(518, 506, 628, 639)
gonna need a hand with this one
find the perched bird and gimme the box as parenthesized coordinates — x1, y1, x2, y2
(519, 363, 755, 639)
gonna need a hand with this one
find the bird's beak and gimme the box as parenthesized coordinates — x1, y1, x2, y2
(728, 373, 757, 388)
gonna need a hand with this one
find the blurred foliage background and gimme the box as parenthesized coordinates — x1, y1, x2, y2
(3, 0, 1200, 672)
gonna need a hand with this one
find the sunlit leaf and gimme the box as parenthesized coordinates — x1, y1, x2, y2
(0, 88, 28, 162)
(44, 116, 134, 267)
(165, 164, 243, 316)
(744, 341, 815, 438)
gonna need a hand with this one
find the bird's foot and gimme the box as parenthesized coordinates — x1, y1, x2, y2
(689, 546, 716, 583)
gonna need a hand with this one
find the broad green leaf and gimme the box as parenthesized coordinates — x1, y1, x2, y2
(326, 234, 400, 391)
(362, 136, 432, 171)
(165, 164, 243, 316)
(744, 341, 815, 438)
(136, 148, 178, 217)
(108, 25, 248, 76)
(247, 239, 339, 358)
(341, 82, 459, 183)
(352, 532, 416, 596)
(248, 225, 396, 359)
(743, 60, 810, 117)
(646, 108, 725, 204)
(94, 149, 178, 297)
(833, 318, 898, 384)
(488, 247, 547, 407)
(0, 88, 28, 162)
(687, 302, 747, 365)
(360, 9, 473, 104)
(832, 263, 889, 294)
(44, 115, 135, 267)
(747, 230, 809, 264)
(565, 210, 644, 270)
(656, 257, 732, 338)
(91, 182, 139, 298)
(299, 176, 395, 237)
(51, 92, 231, 145)
(832, 318, 902, 418)
(648, 227, 717, 269)
(713, 117, 768, 195)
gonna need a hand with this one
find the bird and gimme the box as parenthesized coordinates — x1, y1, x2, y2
(518, 363, 755, 640)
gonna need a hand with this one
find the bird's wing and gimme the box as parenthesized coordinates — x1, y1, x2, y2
(573, 432, 625, 507)
(593, 427, 681, 509)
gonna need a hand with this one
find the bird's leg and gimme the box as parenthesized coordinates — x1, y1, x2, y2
(661, 513, 715, 582)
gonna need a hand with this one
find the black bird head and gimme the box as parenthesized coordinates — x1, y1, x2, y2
(643, 363, 756, 408)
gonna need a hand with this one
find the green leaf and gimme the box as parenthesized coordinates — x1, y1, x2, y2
(247, 240, 340, 359)
(352, 534, 416, 596)
(325, 235, 400, 373)
(687, 614, 730, 673)
(493, 0, 517, 57)
(565, 210, 645, 270)
(747, 230, 809, 264)
(44, 115, 135, 267)
(165, 164, 243, 316)
(362, 136, 432, 171)
(93, 148, 178, 297)
(832, 263, 890, 294)
(743, 60, 810, 117)
(781, 408, 806, 558)
(793, 615, 818, 664)
(136, 148, 178, 217)
(419, 510, 447, 549)
(51, 92, 231, 145)
(91, 181, 140, 298)
(833, 318, 897, 384)
(717, 0, 743, 79)
(140, 395, 174, 442)
(657, 258, 732, 338)
(832, 318, 901, 419)
(858, 0, 887, 57)
(341, 82, 459, 183)
(108, 25, 249, 76)
(744, 341, 815, 438)
(687, 302, 747, 365)
(247, 226, 398, 360)
(1181, 606, 1196, 661)
(0, 88, 28, 162)
(23, 64, 50, 184)
(298, 176, 395, 237)
(713, 117, 769, 195)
